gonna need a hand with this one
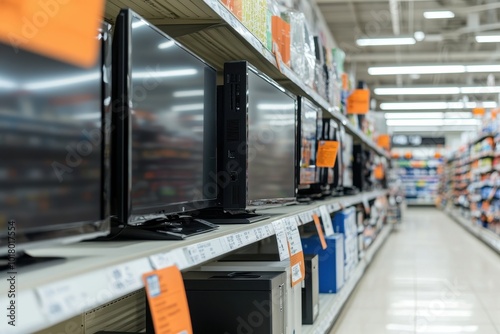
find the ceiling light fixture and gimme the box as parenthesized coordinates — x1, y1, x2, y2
(475, 34, 500, 43)
(356, 37, 416, 46)
(380, 101, 497, 110)
(368, 64, 500, 75)
(414, 31, 426, 41)
(374, 86, 500, 95)
(423, 11, 455, 19)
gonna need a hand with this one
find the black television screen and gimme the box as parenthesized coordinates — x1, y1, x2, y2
(220, 61, 296, 211)
(342, 132, 354, 188)
(0, 24, 111, 254)
(247, 67, 297, 206)
(111, 10, 217, 225)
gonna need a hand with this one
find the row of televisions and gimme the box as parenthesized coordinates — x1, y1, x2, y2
(0, 9, 383, 263)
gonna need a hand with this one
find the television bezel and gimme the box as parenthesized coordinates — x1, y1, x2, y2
(110, 9, 218, 225)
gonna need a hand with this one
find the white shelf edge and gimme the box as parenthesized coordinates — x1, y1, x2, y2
(301, 223, 393, 334)
(0, 190, 388, 333)
(447, 209, 500, 255)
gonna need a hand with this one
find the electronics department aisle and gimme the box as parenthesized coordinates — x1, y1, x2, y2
(329, 208, 500, 334)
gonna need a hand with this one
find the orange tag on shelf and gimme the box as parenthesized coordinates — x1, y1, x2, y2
(472, 107, 485, 116)
(377, 134, 391, 150)
(347, 89, 370, 114)
(374, 164, 385, 180)
(312, 214, 327, 250)
(316, 140, 339, 168)
(143, 266, 193, 334)
(289, 246, 306, 288)
(0, 0, 104, 68)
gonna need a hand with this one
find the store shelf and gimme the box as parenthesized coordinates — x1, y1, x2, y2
(447, 208, 500, 255)
(302, 223, 392, 334)
(0, 190, 388, 333)
(103, 0, 389, 159)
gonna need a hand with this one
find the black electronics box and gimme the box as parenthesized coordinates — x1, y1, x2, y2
(182, 271, 287, 334)
(302, 254, 319, 324)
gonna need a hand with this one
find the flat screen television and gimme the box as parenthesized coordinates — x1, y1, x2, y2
(110, 9, 218, 239)
(0, 23, 111, 260)
(297, 97, 322, 199)
(215, 61, 297, 222)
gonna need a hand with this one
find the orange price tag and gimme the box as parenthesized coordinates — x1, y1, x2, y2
(143, 266, 193, 334)
(316, 140, 339, 168)
(347, 89, 370, 114)
(377, 134, 391, 150)
(282, 218, 305, 287)
(472, 107, 485, 116)
(0, 0, 104, 68)
(288, 245, 306, 288)
(312, 214, 327, 250)
(374, 164, 385, 180)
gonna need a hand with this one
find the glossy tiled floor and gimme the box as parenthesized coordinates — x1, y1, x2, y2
(329, 207, 500, 334)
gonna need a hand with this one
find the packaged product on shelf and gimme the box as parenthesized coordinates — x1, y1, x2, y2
(332, 48, 346, 74)
(272, 15, 291, 65)
(221, 0, 243, 20)
(242, 0, 267, 46)
(283, 10, 316, 87)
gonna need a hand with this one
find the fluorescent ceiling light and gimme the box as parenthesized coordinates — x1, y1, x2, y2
(158, 41, 175, 49)
(466, 65, 500, 72)
(375, 86, 500, 95)
(386, 119, 480, 126)
(475, 35, 500, 43)
(423, 11, 455, 19)
(375, 87, 460, 95)
(356, 37, 416, 46)
(173, 89, 204, 97)
(385, 112, 472, 119)
(368, 64, 500, 76)
(24, 72, 100, 90)
(133, 69, 197, 79)
(380, 101, 497, 110)
(368, 65, 465, 75)
(171, 103, 203, 112)
(384, 112, 444, 119)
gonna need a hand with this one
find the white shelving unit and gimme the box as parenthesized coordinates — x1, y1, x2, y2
(447, 207, 500, 255)
(302, 223, 392, 334)
(2, 1, 393, 333)
(1, 190, 388, 333)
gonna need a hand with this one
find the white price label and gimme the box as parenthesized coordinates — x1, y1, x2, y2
(298, 210, 313, 224)
(169, 248, 191, 270)
(107, 264, 141, 294)
(150, 252, 175, 269)
(242, 229, 258, 244)
(185, 245, 202, 265)
(196, 240, 224, 262)
(264, 224, 274, 237)
(327, 203, 340, 213)
(37, 283, 78, 321)
(283, 218, 303, 256)
(291, 262, 302, 283)
(254, 226, 266, 240)
(225, 234, 238, 250)
(272, 220, 290, 261)
(320, 206, 335, 237)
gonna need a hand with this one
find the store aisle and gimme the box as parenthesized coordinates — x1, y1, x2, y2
(329, 208, 500, 334)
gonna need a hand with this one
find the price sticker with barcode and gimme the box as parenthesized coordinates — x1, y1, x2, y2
(319, 206, 335, 237)
(272, 219, 290, 261)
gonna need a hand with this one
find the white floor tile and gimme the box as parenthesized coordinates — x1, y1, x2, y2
(329, 208, 500, 334)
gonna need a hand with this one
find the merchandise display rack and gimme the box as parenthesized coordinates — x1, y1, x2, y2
(1, 190, 389, 333)
(395, 158, 442, 206)
(2, 1, 393, 333)
(104, 0, 389, 158)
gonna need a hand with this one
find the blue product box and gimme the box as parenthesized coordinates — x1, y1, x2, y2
(333, 207, 357, 238)
(301, 234, 344, 293)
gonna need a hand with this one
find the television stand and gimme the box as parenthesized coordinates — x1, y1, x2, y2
(0, 252, 64, 271)
(107, 215, 218, 241)
(195, 208, 270, 224)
